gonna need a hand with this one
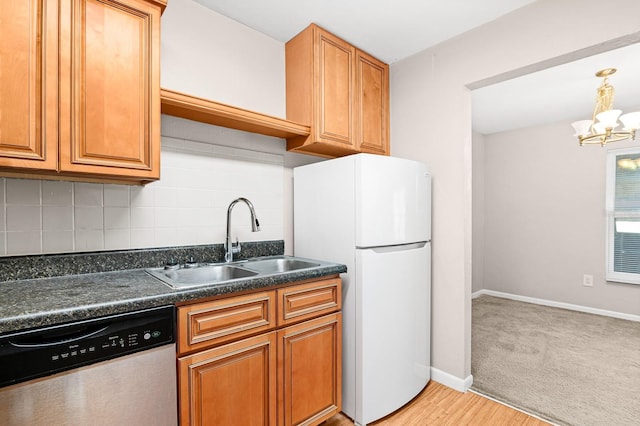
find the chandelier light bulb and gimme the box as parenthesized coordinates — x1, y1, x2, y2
(572, 68, 639, 146)
(619, 112, 640, 131)
(571, 120, 592, 137)
(595, 109, 622, 129)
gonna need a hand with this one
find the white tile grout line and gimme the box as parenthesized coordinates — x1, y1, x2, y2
(468, 388, 559, 425)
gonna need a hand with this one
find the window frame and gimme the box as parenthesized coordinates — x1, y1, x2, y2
(605, 146, 640, 285)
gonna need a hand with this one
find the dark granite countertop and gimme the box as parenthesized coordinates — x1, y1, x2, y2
(0, 242, 346, 335)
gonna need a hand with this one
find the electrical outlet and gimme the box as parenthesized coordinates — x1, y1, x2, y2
(583, 274, 594, 287)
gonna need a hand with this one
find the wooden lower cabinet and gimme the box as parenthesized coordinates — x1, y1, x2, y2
(177, 277, 342, 426)
(178, 291, 276, 354)
(178, 332, 277, 426)
(277, 313, 342, 426)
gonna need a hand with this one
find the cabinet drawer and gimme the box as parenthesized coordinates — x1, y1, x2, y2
(277, 278, 341, 327)
(178, 291, 276, 354)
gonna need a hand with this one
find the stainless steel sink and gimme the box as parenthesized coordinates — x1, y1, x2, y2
(146, 255, 329, 289)
(243, 258, 320, 274)
(146, 264, 258, 289)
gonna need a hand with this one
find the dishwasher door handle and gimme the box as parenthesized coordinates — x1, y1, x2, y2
(9, 325, 110, 348)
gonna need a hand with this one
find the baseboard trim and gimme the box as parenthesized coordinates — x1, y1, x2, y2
(430, 367, 473, 392)
(472, 289, 640, 322)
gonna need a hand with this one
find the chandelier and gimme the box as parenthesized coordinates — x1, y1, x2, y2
(571, 68, 640, 146)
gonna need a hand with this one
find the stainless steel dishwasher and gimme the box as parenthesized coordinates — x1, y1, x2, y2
(0, 305, 177, 426)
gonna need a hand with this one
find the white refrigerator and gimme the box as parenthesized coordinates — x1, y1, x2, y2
(294, 153, 431, 426)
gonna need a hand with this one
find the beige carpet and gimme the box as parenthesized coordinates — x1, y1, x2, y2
(471, 295, 640, 426)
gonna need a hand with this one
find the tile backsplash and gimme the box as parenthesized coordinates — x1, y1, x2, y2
(0, 136, 284, 256)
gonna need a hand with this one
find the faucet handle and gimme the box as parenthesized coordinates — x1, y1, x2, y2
(225, 237, 241, 263)
(232, 237, 241, 254)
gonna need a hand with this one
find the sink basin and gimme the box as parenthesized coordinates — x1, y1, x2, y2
(146, 264, 258, 289)
(146, 255, 329, 290)
(244, 258, 320, 274)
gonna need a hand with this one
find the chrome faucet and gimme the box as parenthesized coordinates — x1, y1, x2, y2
(225, 197, 260, 262)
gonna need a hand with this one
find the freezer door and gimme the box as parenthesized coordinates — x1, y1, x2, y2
(355, 154, 431, 247)
(355, 242, 431, 425)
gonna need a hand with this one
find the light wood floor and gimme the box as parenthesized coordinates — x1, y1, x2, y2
(323, 381, 550, 425)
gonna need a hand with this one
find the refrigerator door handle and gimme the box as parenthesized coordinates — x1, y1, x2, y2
(357, 241, 427, 252)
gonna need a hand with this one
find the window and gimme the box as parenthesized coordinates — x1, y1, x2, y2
(606, 147, 640, 284)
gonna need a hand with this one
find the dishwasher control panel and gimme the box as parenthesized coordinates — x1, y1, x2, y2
(0, 305, 175, 388)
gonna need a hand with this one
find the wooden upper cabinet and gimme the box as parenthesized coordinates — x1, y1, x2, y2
(355, 50, 389, 155)
(285, 24, 389, 158)
(314, 30, 355, 151)
(58, 0, 161, 181)
(0, 0, 164, 184)
(0, 0, 59, 171)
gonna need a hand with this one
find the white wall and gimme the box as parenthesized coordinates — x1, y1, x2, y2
(161, 0, 285, 116)
(390, 0, 640, 382)
(481, 120, 640, 315)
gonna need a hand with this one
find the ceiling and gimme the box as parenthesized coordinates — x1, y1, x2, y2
(192, 0, 536, 64)
(192, 0, 640, 135)
(472, 42, 640, 135)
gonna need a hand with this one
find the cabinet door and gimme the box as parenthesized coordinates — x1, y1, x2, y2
(59, 0, 160, 180)
(355, 50, 389, 155)
(314, 27, 356, 152)
(277, 313, 342, 426)
(0, 0, 58, 170)
(179, 332, 277, 426)
(286, 24, 388, 159)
